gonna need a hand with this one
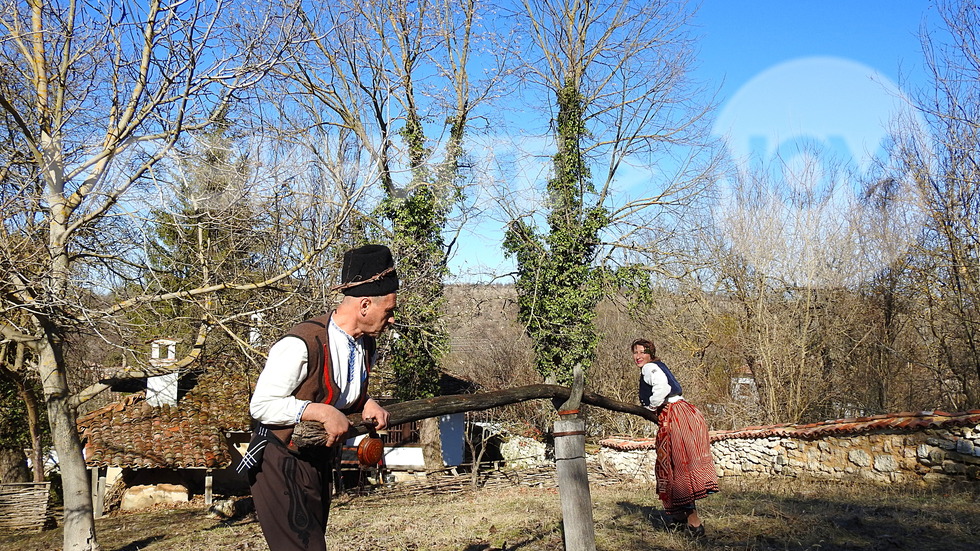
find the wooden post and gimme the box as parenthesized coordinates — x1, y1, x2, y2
(91, 467, 106, 519)
(205, 470, 213, 506)
(553, 365, 596, 551)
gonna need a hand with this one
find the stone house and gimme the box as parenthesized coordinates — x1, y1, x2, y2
(77, 358, 254, 514)
(77, 350, 480, 513)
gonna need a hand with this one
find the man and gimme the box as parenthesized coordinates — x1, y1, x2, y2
(241, 244, 397, 551)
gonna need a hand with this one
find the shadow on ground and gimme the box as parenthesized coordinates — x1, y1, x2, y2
(611, 482, 980, 551)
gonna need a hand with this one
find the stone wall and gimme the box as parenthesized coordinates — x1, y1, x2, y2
(598, 411, 980, 485)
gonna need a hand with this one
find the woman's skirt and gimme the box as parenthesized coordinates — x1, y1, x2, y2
(655, 399, 719, 513)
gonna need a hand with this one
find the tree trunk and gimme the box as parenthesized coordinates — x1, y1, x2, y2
(0, 447, 30, 483)
(39, 342, 99, 551)
(419, 417, 444, 471)
(18, 366, 46, 482)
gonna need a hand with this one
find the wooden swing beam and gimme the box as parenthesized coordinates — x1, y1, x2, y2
(291, 383, 657, 447)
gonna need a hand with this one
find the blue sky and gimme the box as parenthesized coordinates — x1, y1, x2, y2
(694, 1, 931, 98)
(448, 1, 939, 282)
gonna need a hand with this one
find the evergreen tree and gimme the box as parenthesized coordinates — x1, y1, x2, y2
(134, 119, 258, 359)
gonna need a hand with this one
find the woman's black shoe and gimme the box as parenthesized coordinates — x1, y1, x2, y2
(685, 524, 705, 538)
(660, 514, 686, 531)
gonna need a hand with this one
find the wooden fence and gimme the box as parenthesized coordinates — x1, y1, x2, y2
(0, 482, 52, 532)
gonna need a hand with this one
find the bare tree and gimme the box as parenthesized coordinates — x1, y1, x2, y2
(695, 145, 887, 424)
(0, 2, 318, 549)
(887, 0, 980, 405)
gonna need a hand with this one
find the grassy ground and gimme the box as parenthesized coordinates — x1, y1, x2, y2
(2, 477, 978, 550)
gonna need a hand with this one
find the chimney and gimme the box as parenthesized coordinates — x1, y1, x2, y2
(147, 339, 179, 407)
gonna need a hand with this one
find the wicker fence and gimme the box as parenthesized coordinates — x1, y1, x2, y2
(0, 482, 52, 532)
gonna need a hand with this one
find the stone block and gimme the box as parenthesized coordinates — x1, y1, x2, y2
(848, 449, 871, 467)
(955, 439, 975, 455)
(500, 435, 548, 468)
(942, 460, 966, 475)
(923, 472, 950, 483)
(959, 452, 980, 466)
(858, 469, 884, 482)
(121, 484, 189, 511)
(873, 454, 899, 473)
(207, 497, 254, 520)
(915, 444, 929, 461)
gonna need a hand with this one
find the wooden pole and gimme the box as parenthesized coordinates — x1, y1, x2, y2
(89, 468, 97, 519)
(553, 365, 596, 551)
(91, 467, 105, 519)
(205, 470, 213, 506)
(292, 384, 658, 448)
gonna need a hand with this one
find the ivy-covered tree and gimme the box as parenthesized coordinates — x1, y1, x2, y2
(383, 161, 457, 402)
(277, 0, 514, 469)
(504, 0, 711, 384)
(504, 83, 608, 384)
(282, 0, 509, 411)
(372, 0, 497, 470)
(383, 15, 474, 403)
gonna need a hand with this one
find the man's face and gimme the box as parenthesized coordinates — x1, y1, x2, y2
(361, 293, 397, 337)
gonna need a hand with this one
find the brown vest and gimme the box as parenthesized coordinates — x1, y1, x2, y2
(269, 313, 376, 446)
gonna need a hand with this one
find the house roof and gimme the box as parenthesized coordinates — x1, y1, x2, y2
(599, 410, 980, 451)
(77, 357, 475, 470)
(78, 366, 255, 470)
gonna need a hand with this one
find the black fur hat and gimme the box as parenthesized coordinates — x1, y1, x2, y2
(339, 244, 399, 296)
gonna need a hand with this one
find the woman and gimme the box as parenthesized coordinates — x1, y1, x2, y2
(632, 338, 718, 538)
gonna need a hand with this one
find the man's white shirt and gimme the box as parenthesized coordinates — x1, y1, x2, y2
(249, 316, 369, 426)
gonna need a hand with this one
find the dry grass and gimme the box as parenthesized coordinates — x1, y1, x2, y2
(2, 477, 979, 550)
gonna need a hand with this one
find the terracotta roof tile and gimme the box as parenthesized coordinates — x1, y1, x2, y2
(599, 410, 980, 450)
(79, 365, 255, 470)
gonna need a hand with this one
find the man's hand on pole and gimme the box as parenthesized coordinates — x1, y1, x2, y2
(303, 403, 351, 447)
(362, 398, 390, 430)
